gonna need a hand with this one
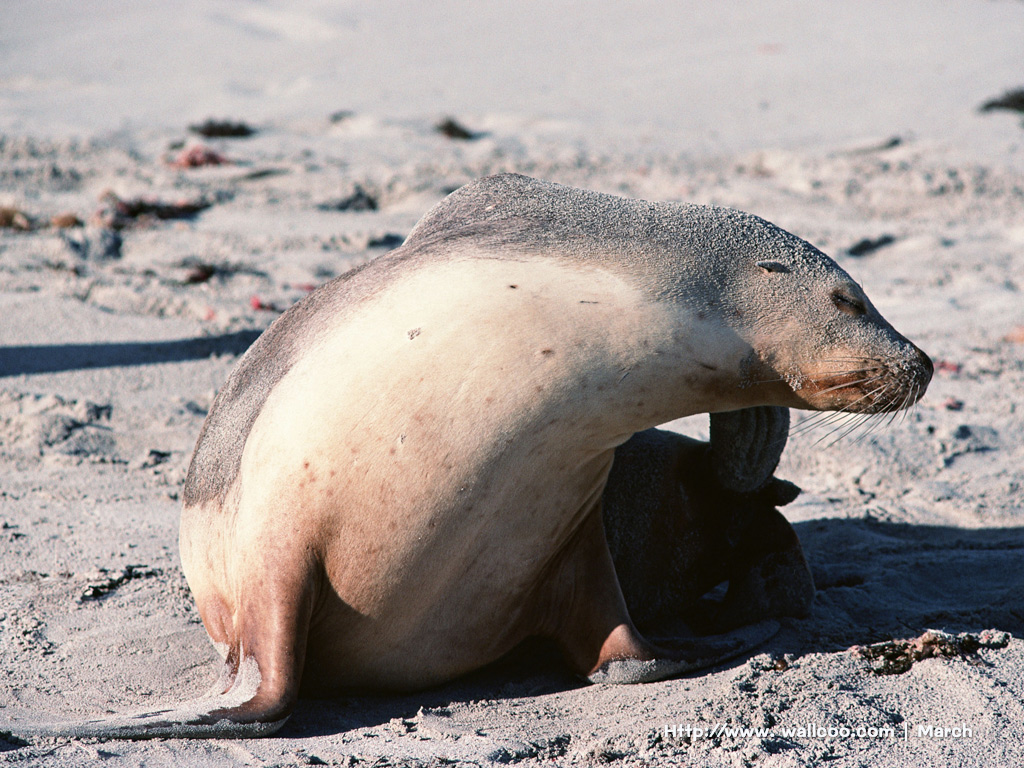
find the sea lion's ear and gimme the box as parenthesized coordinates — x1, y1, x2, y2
(709, 406, 790, 493)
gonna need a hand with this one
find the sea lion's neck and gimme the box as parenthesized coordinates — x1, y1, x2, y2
(287, 255, 753, 451)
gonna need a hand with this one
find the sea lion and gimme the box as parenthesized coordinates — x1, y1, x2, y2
(5, 173, 932, 739)
(604, 407, 813, 639)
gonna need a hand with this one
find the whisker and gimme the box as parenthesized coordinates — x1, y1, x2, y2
(813, 374, 884, 397)
(791, 413, 844, 436)
(910, 388, 924, 422)
(791, 398, 876, 432)
(809, 357, 883, 363)
(762, 407, 845, 451)
(901, 390, 919, 420)
(788, 409, 849, 438)
(837, 379, 912, 448)
(811, 383, 890, 446)
(826, 413, 874, 447)
(765, 360, 928, 451)
(746, 367, 881, 386)
(838, 381, 905, 446)
(851, 413, 887, 446)
(816, 413, 867, 447)
(898, 383, 921, 424)
(835, 382, 889, 413)
(800, 413, 867, 448)
(883, 386, 906, 424)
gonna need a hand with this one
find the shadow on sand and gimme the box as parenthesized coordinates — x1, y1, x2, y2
(279, 518, 1024, 736)
(0, 331, 262, 377)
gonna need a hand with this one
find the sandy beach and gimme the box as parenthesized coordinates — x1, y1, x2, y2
(2, 2, 1024, 765)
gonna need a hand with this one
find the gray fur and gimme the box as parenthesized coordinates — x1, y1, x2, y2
(184, 173, 855, 508)
(403, 173, 839, 303)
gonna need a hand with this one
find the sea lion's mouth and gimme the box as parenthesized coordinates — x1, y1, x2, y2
(805, 365, 888, 409)
(791, 348, 933, 415)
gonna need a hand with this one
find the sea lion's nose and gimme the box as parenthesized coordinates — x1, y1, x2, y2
(915, 345, 934, 385)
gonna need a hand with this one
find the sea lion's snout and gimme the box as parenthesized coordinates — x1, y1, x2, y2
(915, 343, 935, 385)
(890, 340, 934, 410)
(794, 334, 932, 415)
(907, 341, 934, 403)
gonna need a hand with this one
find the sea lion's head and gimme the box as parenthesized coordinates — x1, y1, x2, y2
(746, 260, 934, 415)
(403, 174, 933, 416)
(661, 206, 934, 415)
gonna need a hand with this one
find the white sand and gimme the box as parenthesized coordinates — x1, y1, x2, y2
(2, 2, 1024, 765)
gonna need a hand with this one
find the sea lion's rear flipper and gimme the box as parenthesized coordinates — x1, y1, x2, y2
(1, 571, 314, 741)
(714, 507, 815, 630)
(709, 405, 790, 493)
(2, 671, 288, 740)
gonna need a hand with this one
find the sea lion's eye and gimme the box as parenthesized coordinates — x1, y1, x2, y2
(832, 290, 867, 316)
(756, 261, 789, 274)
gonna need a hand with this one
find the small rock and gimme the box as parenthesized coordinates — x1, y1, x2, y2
(250, 295, 280, 312)
(854, 629, 1011, 675)
(979, 88, 1024, 114)
(936, 423, 999, 468)
(137, 449, 171, 469)
(62, 226, 122, 261)
(847, 234, 896, 257)
(436, 117, 477, 140)
(93, 190, 212, 230)
(0, 206, 33, 231)
(1003, 326, 1024, 344)
(316, 184, 378, 212)
(978, 629, 1011, 648)
(79, 565, 161, 602)
(188, 119, 256, 138)
(50, 212, 83, 228)
(182, 262, 216, 284)
(170, 145, 230, 168)
(368, 233, 404, 249)
(183, 400, 208, 416)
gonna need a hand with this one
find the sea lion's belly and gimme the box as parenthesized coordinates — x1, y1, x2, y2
(306, 443, 616, 690)
(232, 258, 668, 688)
(246, 352, 616, 689)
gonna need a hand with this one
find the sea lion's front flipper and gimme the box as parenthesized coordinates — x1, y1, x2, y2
(587, 620, 779, 684)
(541, 505, 773, 686)
(703, 407, 815, 631)
(2, 566, 314, 741)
